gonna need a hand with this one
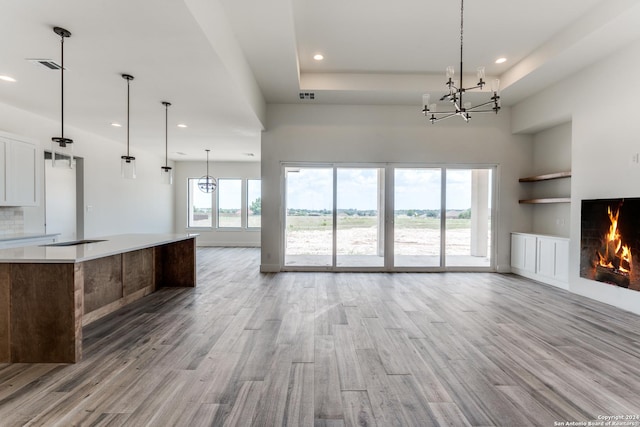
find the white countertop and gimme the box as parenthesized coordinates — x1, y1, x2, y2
(0, 234, 198, 263)
(511, 231, 569, 240)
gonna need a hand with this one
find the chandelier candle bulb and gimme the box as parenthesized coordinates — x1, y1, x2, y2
(477, 67, 485, 85)
(422, 94, 431, 110)
(491, 78, 501, 93)
(446, 66, 455, 79)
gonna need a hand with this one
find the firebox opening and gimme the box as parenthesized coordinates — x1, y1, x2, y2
(581, 198, 640, 291)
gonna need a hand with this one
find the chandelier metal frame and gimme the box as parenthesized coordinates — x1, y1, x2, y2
(198, 149, 217, 193)
(422, 0, 501, 123)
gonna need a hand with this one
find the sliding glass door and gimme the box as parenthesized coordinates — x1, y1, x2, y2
(445, 168, 492, 267)
(282, 164, 494, 270)
(284, 167, 333, 267)
(337, 168, 384, 267)
(394, 168, 441, 267)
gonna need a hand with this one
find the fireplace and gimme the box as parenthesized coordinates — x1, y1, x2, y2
(581, 198, 640, 291)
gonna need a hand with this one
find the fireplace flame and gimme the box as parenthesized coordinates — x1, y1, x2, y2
(597, 206, 632, 274)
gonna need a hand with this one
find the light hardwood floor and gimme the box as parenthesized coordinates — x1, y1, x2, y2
(1, 247, 640, 426)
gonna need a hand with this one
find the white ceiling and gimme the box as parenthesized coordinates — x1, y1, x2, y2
(1, 0, 639, 161)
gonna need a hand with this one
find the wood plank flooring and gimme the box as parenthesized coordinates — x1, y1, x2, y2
(1, 247, 640, 426)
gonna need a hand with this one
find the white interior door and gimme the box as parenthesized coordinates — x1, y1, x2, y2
(45, 158, 76, 241)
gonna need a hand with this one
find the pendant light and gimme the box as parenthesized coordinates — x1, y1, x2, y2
(51, 26, 74, 168)
(160, 101, 173, 185)
(198, 149, 217, 193)
(121, 74, 136, 179)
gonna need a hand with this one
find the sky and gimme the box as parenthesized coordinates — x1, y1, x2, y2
(285, 167, 490, 210)
(189, 167, 490, 211)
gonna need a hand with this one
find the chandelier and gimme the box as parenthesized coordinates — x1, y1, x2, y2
(198, 149, 217, 193)
(422, 0, 501, 123)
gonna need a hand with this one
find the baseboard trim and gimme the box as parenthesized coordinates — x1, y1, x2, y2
(196, 243, 260, 248)
(260, 264, 280, 273)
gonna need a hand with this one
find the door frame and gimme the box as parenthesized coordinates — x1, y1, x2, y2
(280, 162, 498, 272)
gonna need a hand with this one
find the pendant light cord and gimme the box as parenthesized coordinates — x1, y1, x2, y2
(121, 74, 134, 159)
(52, 27, 72, 146)
(165, 104, 169, 167)
(60, 35, 65, 139)
(459, 0, 464, 107)
(126, 78, 130, 156)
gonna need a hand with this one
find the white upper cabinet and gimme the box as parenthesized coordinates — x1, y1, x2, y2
(0, 132, 39, 207)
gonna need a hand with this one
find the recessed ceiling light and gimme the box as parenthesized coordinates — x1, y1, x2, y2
(175, 152, 187, 156)
(177, 124, 187, 128)
(313, 54, 324, 61)
(0, 75, 17, 82)
(110, 122, 122, 127)
(495, 57, 507, 64)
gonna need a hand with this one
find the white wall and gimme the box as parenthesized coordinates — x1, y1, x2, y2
(174, 161, 260, 246)
(529, 122, 572, 237)
(261, 103, 533, 272)
(0, 101, 175, 237)
(512, 38, 640, 315)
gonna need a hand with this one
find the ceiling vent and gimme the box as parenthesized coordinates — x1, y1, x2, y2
(27, 58, 64, 70)
(299, 92, 315, 100)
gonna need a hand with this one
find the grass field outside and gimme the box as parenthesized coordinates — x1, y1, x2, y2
(286, 214, 489, 256)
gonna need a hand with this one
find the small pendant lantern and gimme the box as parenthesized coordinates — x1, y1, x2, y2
(198, 149, 217, 193)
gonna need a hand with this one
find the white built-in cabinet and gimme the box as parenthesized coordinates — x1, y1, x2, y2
(0, 132, 39, 206)
(511, 232, 569, 289)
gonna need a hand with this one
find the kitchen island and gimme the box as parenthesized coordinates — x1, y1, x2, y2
(0, 234, 197, 363)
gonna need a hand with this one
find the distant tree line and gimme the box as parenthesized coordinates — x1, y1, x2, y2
(286, 208, 472, 219)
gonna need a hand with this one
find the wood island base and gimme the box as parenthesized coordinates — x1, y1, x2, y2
(0, 235, 196, 363)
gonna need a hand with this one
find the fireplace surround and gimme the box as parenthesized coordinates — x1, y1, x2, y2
(581, 198, 640, 291)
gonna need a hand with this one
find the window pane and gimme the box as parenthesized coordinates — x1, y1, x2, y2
(445, 168, 492, 267)
(337, 168, 384, 267)
(218, 178, 242, 228)
(284, 167, 333, 267)
(247, 179, 261, 228)
(188, 178, 212, 227)
(394, 168, 441, 267)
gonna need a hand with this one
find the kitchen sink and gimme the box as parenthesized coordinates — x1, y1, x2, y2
(43, 239, 107, 247)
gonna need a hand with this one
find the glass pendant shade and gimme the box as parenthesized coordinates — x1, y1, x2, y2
(161, 166, 173, 185)
(121, 156, 136, 179)
(52, 142, 74, 169)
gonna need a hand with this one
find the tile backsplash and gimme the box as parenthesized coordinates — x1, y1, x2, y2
(0, 207, 25, 235)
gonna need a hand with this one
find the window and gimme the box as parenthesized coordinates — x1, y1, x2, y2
(247, 179, 261, 228)
(283, 163, 494, 270)
(217, 178, 242, 228)
(188, 178, 212, 228)
(187, 177, 261, 230)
